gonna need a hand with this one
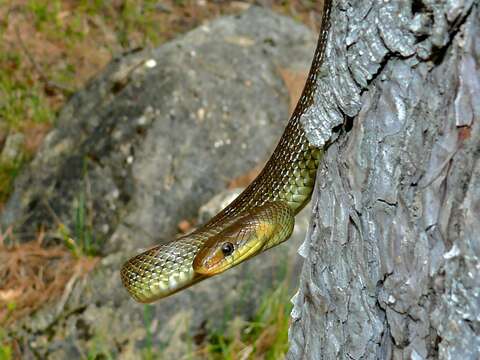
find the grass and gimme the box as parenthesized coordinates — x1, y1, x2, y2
(0, 159, 23, 205)
(0, 344, 12, 360)
(142, 304, 156, 360)
(0, 329, 12, 360)
(137, 280, 293, 360)
(0, 52, 54, 129)
(0, 346, 12, 360)
(85, 334, 114, 360)
(55, 159, 101, 257)
(203, 281, 292, 359)
(57, 192, 99, 257)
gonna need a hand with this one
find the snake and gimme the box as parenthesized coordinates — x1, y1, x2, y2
(121, 0, 332, 303)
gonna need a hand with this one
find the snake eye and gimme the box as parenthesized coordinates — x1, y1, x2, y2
(221, 242, 234, 256)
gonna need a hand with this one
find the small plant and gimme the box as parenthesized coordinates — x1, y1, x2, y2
(0, 343, 12, 360)
(142, 305, 154, 359)
(203, 281, 293, 359)
(74, 191, 97, 256)
(86, 334, 113, 360)
(0, 159, 23, 204)
(27, 0, 65, 35)
(0, 55, 54, 129)
(0, 329, 12, 360)
(57, 196, 98, 257)
(54, 159, 101, 257)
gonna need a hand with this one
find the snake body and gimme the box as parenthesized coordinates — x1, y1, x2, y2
(121, 1, 332, 303)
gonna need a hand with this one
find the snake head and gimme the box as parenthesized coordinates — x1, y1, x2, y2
(192, 201, 294, 276)
(192, 221, 270, 275)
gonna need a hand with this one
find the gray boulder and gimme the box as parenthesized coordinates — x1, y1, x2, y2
(1, 8, 315, 254)
(4, 8, 317, 358)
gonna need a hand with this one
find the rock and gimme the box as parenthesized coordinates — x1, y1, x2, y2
(1, 9, 316, 251)
(198, 187, 243, 224)
(0, 133, 25, 163)
(4, 8, 317, 358)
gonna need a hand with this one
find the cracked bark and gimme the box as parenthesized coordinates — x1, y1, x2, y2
(288, 1, 479, 359)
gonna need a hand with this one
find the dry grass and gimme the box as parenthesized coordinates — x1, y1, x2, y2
(0, 227, 98, 326)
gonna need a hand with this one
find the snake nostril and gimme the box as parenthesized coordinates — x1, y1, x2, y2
(221, 242, 234, 256)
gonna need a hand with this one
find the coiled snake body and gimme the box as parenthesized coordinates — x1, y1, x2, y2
(121, 1, 332, 303)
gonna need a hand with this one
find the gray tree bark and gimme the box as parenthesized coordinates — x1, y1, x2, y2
(288, 1, 479, 359)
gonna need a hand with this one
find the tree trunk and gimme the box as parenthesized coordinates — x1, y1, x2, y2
(288, 1, 479, 359)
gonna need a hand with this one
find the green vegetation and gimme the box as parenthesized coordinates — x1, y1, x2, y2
(205, 283, 292, 359)
(85, 333, 113, 360)
(59, 190, 99, 257)
(142, 304, 156, 360)
(0, 344, 12, 360)
(0, 53, 54, 129)
(137, 280, 293, 359)
(57, 160, 101, 257)
(0, 329, 12, 360)
(0, 158, 23, 204)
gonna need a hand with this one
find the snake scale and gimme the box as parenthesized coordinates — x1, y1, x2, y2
(121, 0, 332, 303)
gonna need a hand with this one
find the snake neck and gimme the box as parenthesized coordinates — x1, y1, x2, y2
(121, 0, 334, 303)
(202, 124, 321, 235)
(204, 1, 332, 228)
(206, 0, 332, 228)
